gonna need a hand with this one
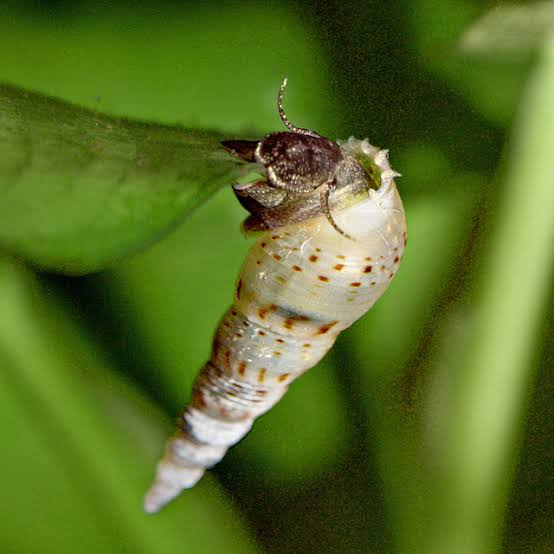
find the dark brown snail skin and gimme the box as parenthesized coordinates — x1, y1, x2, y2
(222, 78, 374, 239)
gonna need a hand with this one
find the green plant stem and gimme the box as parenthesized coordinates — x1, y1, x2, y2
(434, 35, 554, 554)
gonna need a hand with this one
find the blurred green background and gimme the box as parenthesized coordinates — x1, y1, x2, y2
(0, 1, 552, 553)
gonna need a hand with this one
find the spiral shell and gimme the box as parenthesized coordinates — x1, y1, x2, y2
(144, 87, 406, 513)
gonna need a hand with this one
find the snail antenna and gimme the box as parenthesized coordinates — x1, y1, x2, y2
(277, 78, 317, 136)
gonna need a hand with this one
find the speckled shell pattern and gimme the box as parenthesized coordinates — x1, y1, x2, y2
(144, 138, 407, 513)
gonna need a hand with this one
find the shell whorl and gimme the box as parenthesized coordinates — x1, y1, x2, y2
(144, 138, 406, 513)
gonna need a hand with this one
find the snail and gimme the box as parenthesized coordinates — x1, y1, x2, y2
(144, 79, 406, 513)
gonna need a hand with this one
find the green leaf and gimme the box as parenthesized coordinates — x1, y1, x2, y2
(0, 258, 258, 553)
(0, 83, 245, 274)
(459, 1, 554, 57)
(407, 0, 533, 126)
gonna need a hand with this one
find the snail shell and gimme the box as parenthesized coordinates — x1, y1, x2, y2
(144, 84, 406, 513)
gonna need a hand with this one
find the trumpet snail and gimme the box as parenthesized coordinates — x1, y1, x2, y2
(144, 80, 407, 513)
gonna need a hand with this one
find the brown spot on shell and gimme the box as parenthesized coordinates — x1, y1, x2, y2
(309, 255, 318, 262)
(231, 309, 237, 316)
(258, 308, 268, 319)
(317, 321, 338, 335)
(234, 333, 243, 339)
(236, 278, 243, 300)
(334, 264, 344, 271)
(350, 282, 362, 287)
(296, 315, 310, 322)
(258, 368, 267, 383)
(284, 318, 294, 330)
(389, 273, 394, 279)
(273, 351, 282, 357)
(380, 265, 386, 271)
(256, 260, 261, 266)
(316, 248, 322, 252)
(258, 330, 266, 336)
(269, 304, 278, 312)
(224, 351, 231, 370)
(365, 257, 372, 262)
(271, 234, 280, 240)
(212, 339, 221, 360)
(278, 373, 290, 382)
(292, 265, 303, 272)
(337, 254, 346, 260)
(276, 338, 285, 344)
(273, 254, 282, 261)
(303, 343, 311, 348)
(364, 265, 373, 273)
(318, 275, 330, 282)
(394, 255, 400, 263)
(213, 365, 224, 378)
(261, 242, 267, 248)
(192, 389, 207, 408)
(238, 361, 247, 376)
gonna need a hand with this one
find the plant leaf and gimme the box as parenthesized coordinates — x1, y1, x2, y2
(459, 1, 554, 57)
(0, 83, 245, 274)
(0, 258, 258, 553)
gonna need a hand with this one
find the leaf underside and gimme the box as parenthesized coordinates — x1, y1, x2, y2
(0, 83, 246, 274)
